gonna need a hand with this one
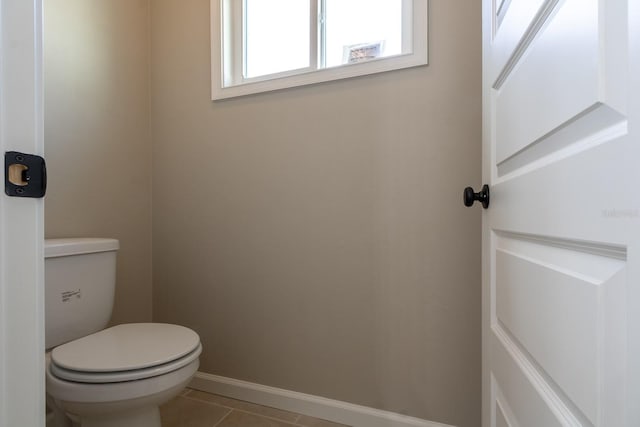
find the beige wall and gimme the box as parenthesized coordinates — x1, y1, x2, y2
(151, 1, 482, 426)
(44, 0, 153, 325)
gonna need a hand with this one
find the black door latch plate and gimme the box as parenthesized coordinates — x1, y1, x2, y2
(4, 151, 47, 198)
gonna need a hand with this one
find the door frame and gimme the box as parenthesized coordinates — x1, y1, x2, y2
(0, 0, 46, 426)
(480, 0, 491, 418)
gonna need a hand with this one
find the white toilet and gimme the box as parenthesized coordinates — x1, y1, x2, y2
(45, 238, 202, 427)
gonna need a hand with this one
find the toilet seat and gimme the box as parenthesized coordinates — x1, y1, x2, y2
(46, 356, 200, 405)
(51, 343, 202, 383)
(50, 323, 202, 384)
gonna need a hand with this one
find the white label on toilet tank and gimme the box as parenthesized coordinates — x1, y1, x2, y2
(61, 289, 81, 302)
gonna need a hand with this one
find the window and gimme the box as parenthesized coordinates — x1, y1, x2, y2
(211, 0, 428, 99)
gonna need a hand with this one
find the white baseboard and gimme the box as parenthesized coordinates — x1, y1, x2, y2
(189, 372, 456, 427)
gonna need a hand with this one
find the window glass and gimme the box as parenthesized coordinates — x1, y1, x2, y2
(244, 0, 311, 78)
(213, 0, 427, 99)
(324, 0, 404, 68)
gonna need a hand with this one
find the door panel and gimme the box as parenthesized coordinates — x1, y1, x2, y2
(482, 0, 638, 426)
(491, 339, 568, 426)
(495, 237, 626, 424)
(491, 0, 547, 75)
(492, 0, 628, 174)
(495, 0, 601, 164)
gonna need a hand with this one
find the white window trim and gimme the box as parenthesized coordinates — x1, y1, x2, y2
(211, 0, 429, 100)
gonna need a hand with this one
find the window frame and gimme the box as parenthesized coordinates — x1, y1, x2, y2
(211, 0, 428, 100)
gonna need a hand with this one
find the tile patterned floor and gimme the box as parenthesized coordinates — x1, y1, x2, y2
(160, 388, 351, 427)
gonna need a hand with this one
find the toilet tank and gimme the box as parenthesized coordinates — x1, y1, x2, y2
(45, 238, 119, 350)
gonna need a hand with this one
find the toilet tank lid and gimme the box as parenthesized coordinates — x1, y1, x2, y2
(45, 238, 120, 258)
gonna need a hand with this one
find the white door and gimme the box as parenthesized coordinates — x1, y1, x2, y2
(482, 0, 640, 426)
(0, 0, 46, 426)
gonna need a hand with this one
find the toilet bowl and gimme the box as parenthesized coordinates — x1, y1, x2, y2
(45, 239, 202, 427)
(46, 324, 202, 427)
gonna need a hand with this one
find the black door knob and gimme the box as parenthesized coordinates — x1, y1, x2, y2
(463, 185, 490, 209)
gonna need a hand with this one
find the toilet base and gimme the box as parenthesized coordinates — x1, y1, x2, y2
(49, 382, 183, 427)
(48, 371, 193, 427)
(47, 355, 199, 427)
(65, 406, 161, 427)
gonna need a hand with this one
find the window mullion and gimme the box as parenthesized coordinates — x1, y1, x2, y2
(240, 0, 247, 80)
(310, 0, 319, 71)
(318, 0, 326, 69)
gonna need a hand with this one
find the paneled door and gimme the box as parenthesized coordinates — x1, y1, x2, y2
(482, 0, 640, 426)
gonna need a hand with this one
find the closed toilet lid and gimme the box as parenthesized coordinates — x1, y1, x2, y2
(49, 343, 201, 383)
(51, 323, 200, 373)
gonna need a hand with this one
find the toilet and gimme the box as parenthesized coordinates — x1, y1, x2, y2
(45, 238, 202, 427)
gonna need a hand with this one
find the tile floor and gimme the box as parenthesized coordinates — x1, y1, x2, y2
(160, 389, 351, 427)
